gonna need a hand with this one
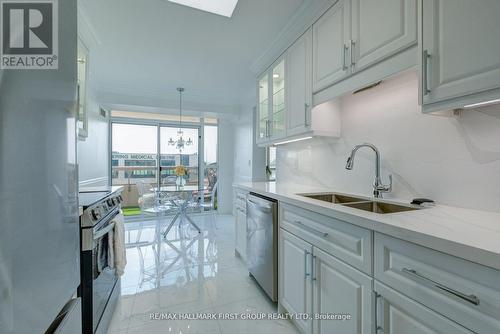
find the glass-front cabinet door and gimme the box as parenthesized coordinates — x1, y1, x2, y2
(271, 59, 286, 140)
(257, 73, 270, 143)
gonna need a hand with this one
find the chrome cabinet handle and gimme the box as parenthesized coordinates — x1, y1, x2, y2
(311, 254, 317, 281)
(304, 250, 310, 279)
(293, 220, 328, 238)
(93, 222, 115, 240)
(374, 292, 383, 333)
(350, 40, 356, 68)
(423, 50, 431, 95)
(342, 44, 348, 70)
(304, 103, 309, 126)
(402, 268, 480, 306)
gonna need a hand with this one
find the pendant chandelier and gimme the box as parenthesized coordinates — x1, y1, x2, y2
(168, 87, 193, 152)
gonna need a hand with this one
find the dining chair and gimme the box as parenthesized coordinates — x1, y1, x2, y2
(199, 181, 218, 228)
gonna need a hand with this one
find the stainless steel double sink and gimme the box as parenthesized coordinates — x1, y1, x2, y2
(298, 192, 420, 214)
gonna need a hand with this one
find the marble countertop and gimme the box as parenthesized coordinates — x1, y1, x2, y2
(234, 181, 500, 271)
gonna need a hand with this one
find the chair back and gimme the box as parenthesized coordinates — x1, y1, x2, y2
(136, 180, 147, 196)
(209, 181, 218, 208)
(163, 175, 177, 185)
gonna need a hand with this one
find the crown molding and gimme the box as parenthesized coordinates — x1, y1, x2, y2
(249, 0, 336, 76)
(78, 2, 102, 47)
(96, 87, 241, 119)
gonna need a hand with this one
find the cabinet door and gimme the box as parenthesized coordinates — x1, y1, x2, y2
(312, 248, 372, 334)
(257, 72, 270, 143)
(235, 207, 246, 260)
(312, 0, 351, 93)
(279, 229, 313, 334)
(287, 28, 313, 137)
(375, 282, 475, 334)
(422, 0, 500, 105)
(270, 59, 286, 140)
(351, 0, 417, 71)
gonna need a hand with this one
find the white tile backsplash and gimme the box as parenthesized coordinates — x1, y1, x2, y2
(276, 71, 500, 212)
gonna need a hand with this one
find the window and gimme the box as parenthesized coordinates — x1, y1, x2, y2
(266, 147, 276, 181)
(204, 125, 218, 190)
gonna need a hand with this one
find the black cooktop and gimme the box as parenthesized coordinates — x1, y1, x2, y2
(78, 191, 111, 208)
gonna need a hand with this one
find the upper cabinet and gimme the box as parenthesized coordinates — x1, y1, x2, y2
(312, 0, 417, 94)
(271, 59, 286, 140)
(312, 0, 351, 93)
(287, 28, 313, 137)
(257, 71, 271, 144)
(421, 0, 500, 112)
(256, 28, 340, 146)
(351, 0, 417, 71)
(256, 57, 287, 145)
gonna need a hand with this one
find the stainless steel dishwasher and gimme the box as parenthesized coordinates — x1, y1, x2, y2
(246, 193, 278, 302)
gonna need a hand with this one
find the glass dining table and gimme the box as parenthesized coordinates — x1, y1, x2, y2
(150, 185, 208, 237)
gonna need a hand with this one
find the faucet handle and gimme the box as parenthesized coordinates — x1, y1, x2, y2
(383, 174, 393, 192)
(377, 174, 392, 193)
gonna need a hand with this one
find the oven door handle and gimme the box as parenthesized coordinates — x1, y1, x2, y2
(93, 222, 115, 240)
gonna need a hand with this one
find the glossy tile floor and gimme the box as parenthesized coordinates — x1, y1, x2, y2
(107, 214, 299, 334)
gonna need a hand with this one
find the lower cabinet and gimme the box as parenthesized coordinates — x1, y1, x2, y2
(235, 205, 247, 261)
(279, 228, 372, 334)
(313, 248, 373, 334)
(279, 229, 313, 334)
(375, 282, 474, 334)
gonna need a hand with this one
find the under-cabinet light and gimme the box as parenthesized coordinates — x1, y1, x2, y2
(463, 98, 500, 108)
(274, 136, 313, 146)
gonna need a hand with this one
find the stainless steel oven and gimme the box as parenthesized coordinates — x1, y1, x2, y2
(79, 189, 123, 334)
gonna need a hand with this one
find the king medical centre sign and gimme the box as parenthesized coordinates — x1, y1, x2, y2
(1, 0, 58, 69)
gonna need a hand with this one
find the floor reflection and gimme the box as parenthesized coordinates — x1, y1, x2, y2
(107, 214, 299, 334)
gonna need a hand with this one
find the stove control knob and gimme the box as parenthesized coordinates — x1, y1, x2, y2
(91, 209, 100, 220)
(107, 199, 113, 207)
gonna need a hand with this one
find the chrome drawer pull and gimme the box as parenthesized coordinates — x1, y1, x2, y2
(402, 268, 480, 306)
(293, 220, 328, 238)
(304, 250, 310, 279)
(374, 292, 383, 333)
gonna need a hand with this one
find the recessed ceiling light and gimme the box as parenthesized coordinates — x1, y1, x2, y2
(273, 73, 280, 79)
(168, 0, 239, 18)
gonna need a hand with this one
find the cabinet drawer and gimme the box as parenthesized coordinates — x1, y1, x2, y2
(234, 189, 248, 209)
(281, 203, 372, 275)
(375, 232, 500, 333)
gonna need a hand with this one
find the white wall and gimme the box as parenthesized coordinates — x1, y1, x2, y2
(233, 106, 267, 183)
(77, 86, 109, 186)
(218, 119, 235, 214)
(277, 71, 500, 213)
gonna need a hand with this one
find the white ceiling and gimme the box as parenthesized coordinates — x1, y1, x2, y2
(80, 0, 306, 114)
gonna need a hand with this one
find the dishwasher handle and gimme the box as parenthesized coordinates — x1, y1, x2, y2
(247, 195, 275, 213)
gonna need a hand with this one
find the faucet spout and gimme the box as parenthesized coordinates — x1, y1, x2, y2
(345, 143, 392, 198)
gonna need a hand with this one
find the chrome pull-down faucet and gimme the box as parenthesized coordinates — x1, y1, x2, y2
(345, 143, 392, 198)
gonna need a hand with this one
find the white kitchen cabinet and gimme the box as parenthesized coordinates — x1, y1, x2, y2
(312, 0, 351, 93)
(286, 28, 313, 137)
(375, 282, 474, 334)
(421, 0, 500, 112)
(351, 0, 417, 71)
(256, 57, 287, 145)
(235, 206, 247, 261)
(312, 248, 373, 334)
(374, 232, 500, 333)
(256, 72, 270, 145)
(286, 29, 340, 141)
(279, 229, 313, 334)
